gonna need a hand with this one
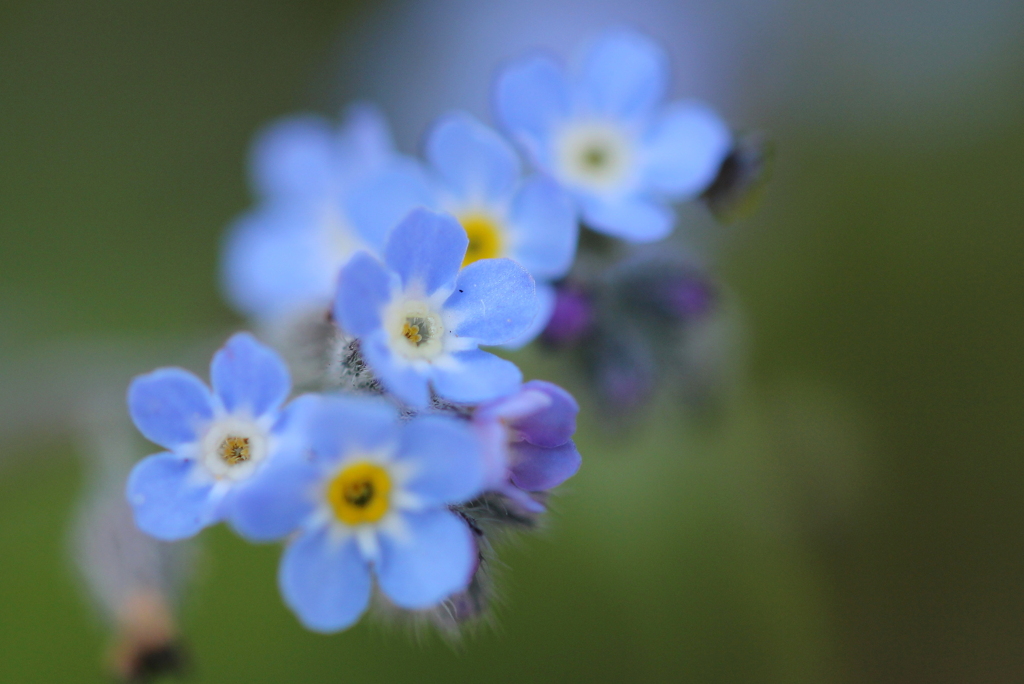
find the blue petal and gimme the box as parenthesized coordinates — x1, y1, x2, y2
(126, 453, 217, 541)
(581, 195, 674, 242)
(249, 115, 336, 200)
(358, 334, 432, 409)
(345, 159, 436, 252)
(279, 528, 371, 633)
(429, 350, 522, 404)
(445, 258, 537, 344)
(128, 368, 214, 450)
(425, 112, 520, 204)
(334, 252, 393, 337)
(210, 332, 291, 419)
(395, 415, 485, 505)
(383, 208, 467, 297)
(377, 510, 476, 610)
(507, 177, 578, 280)
(510, 440, 581, 492)
(500, 281, 555, 351)
(268, 393, 324, 458)
(305, 393, 400, 462)
(512, 380, 579, 447)
(220, 203, 345, 322)
(579, 29, 668, 120)
(335, 102, 395, 180)
(492, 53, 570, 159)
(226, 457, 319, 542)
(642, 101, 732, 198)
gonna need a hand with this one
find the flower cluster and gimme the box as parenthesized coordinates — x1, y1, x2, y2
(128, 219, 580, 631)
(127, 28, 752, 633)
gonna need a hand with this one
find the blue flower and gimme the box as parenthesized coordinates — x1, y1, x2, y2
(334, 208, 538, 407)
(493, 29, 732, 243)
(348, 112, 577, 346)
(352, 112, 577, 278)
(473, 380, 581, 513)
(221, 103, 399, 323)
(125, 333, 298, 541)
(228, 395, 485, 632)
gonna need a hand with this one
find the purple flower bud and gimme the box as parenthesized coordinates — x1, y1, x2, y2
(590, 332, 656, 413)
(598, 362, 654, 412)
(542, 284, 595, 348)
(472, 381, 582, 510)
(664, 275, 716, 319)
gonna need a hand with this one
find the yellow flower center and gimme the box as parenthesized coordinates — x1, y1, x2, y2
(326, 462, 392, 525)
(217, 436, 251, 465)
(386, 300, 445, 360)
(458, 213, 504, 267)
(402, 318, 428, 346)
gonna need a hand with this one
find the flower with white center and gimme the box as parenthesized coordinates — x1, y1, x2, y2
(348, 111, 577, 346)
(125, 333, 297, 541)
(228, 395, 485, 632)
(334, 207, 539, 408)
(221, 103, 400, 323)
(473, 380, 582, 513)
(493, 28, 732, 242)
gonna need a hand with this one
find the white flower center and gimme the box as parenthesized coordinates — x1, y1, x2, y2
(385, 298, 446, 361)
(555, 122, 635, 193)
(200, 417, 269, 482)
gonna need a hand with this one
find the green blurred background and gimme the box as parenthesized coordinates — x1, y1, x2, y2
(1, 1, 1023, 682)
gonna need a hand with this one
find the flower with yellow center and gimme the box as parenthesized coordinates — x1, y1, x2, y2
(228, 397, 488, 632)
(341, 113, 577, 354)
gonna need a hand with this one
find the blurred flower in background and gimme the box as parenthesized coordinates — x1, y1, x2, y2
(221, 104, 398, 326)
(493, 29, 731, 242)
(331, 0, 775, 147)
(72, 402, 195, 682)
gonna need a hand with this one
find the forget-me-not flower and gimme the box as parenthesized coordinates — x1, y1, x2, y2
(334, 207, 538, 407)
(126, 333, 296, 541)
(221, 103, 398, 323)
(352, 112, 577, 279)
(228, 395, 485, 632)
(493, 29, 732, 242)
(473, 380, 581, 513)
(349, 112, 576, 346)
